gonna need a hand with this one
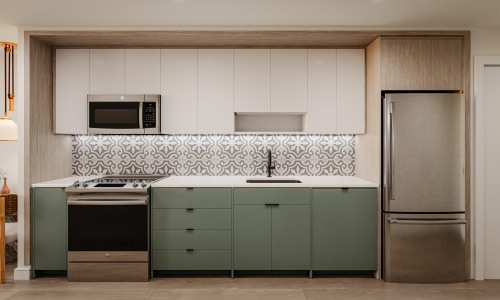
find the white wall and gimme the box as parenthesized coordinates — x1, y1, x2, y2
(470, 27, 500, 280)
(0, 24, 18, 193)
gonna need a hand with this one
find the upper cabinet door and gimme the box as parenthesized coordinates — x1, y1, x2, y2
(125, 49, 161, 94)
(337, 49, 365, 134)
(306, 49, 337, 134)
(198, 49, 234, 134)
(381, 37, 463, 90)
(234, 49, 271, 113)
(90, 49, 125, 94)
(271, 49, 308, 113)
(55, 49, 89, 134)
(161, 49, 198, 134)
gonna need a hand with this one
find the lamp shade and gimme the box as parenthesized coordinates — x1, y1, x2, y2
(0, 117, 18, 141)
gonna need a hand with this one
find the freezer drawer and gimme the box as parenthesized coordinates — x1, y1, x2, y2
(383, 213, 466, 283)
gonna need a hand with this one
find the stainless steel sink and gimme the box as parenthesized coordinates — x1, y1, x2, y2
(246, 178, 302, 183)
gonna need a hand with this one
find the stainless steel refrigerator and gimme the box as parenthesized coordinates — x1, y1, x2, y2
(382, 93, 467, 283)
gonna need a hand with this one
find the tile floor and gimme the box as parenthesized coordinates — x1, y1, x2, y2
(2, 263, 500, 300)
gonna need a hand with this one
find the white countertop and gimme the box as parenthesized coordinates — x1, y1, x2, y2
(31, 175, 102, 188)
(151, 176, 378, 188)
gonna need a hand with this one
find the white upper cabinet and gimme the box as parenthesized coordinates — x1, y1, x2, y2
(270, 49, 308, 113)
(234, 49, 271, 112)
(55, 49, 89, 134)
(89, 49, 125, 94)
(125, 49, 161, 94)
(161, 49, 198, 134)
(306, 49, 337, 134)
(197, 49, 234, 134)
(336, 49, 365, 134)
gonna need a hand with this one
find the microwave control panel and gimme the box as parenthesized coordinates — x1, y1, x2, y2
(143, 102, 157, 128)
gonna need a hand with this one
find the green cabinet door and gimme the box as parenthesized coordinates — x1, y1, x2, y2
(272, 204, 310, 270)
(312, 188, 378, 271)
(233, 205, 272, 270)
(31, 187, 68, 271)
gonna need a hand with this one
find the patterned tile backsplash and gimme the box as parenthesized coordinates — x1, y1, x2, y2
(72, 135, 355, 176)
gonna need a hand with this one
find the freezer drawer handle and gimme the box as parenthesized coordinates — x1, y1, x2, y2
(388, 218, 467, 225)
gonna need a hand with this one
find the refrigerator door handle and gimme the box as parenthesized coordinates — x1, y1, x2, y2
(388, 218, 467, 225)
(389, 102, 395, 200)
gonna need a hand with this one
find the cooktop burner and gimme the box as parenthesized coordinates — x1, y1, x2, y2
(65, 174, 166, 192)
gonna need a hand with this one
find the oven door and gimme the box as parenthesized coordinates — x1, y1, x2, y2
(68, 196, 149, 252)
(87, 95, 144, 134)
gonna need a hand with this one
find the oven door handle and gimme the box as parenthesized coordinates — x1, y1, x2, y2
(68, 199, 148, 206)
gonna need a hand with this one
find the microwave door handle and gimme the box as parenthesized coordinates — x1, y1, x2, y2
(139, 101, 144, 129)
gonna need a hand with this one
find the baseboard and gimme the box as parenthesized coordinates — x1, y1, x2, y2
(14, 265, 31, 280)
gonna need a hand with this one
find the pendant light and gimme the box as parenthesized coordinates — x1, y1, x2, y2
(0, 42, 17, 142)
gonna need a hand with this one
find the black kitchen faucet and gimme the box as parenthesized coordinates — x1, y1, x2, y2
(266, 149, 276, 177)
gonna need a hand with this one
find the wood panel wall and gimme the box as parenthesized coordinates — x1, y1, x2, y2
(23, 37, 73, 264)
(355, 37, 382, 278)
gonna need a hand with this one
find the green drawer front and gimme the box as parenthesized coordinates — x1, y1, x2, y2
(153, 229, 232, 250)
(152, 188, 232, 208)
(153, 209, 231, 229)
(233, 188, 310, 205)
(153, 250, 232, 270)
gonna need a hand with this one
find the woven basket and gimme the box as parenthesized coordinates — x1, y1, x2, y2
(1, 194, 17, 216)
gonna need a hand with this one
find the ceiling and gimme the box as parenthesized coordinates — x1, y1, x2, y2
(0, 0, 499, 28)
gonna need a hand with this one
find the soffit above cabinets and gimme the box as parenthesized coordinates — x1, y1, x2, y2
(29, 30, 467, 49)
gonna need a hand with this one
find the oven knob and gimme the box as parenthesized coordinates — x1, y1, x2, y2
(132, 180, 139, 188)
(82, 182, 89, 188)
(141, 181, 147, 188)
(72, 181, 80, 188)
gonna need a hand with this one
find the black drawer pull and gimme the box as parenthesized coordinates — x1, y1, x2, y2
(186, 187, 194, 190)
(265, 204, 280, 207)
(186, 208, 194, 211)
(186, 249, 194, 252)
(341, 188, 349, 192)
(186, 228, 194, 231)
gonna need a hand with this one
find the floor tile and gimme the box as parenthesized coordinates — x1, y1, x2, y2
(4, 289, 153, 300)
(304, 288, 449, 300)
(150, 289, 306, 300)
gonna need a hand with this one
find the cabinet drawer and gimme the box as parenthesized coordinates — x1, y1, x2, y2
(152, 188, 232, 208)
(152, 209, 231, 229)
(234, 188, 310, 205)
(152, 230, 231, 250)
(153, 249, 231, 270)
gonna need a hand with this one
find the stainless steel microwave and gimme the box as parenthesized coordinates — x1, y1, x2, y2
(87, 95, 161, 134)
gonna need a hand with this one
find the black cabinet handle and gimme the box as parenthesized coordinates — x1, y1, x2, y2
(186, 208, 194, 211)
(186, 249, 194, 252)
(265, 204, 280, 206)
(186, 228, 194, 231)
(265, 204, 273, 207)
(341, 188, 349, 192)
(186, 187, 194, 190)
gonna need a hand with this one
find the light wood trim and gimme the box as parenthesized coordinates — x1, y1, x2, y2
(0, 197, 5, 284)
(25, 30, 469, 49)
(462, 31, 471, 280)
(68, 251, 148, 262)
(68, 262, 148, 282)
(24, 36, 73, 265)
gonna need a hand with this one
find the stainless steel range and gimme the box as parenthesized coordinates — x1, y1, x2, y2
(65, 174, 165, 282)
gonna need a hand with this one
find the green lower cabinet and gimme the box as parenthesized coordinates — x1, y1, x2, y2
(233, 205, 272, 270)
(271, 204, 310, 270)
(312, 188, 378, 271)
(233, 188, 311, 271)
(31, 187, 68, 273)
(151, 187, 232, 272)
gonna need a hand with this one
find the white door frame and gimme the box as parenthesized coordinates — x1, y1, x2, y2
(473, 56, 500, 280)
